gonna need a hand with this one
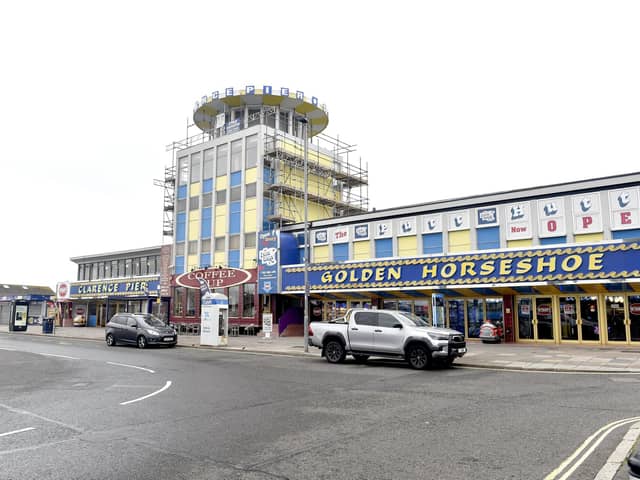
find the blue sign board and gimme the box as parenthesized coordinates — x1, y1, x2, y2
(70, 279, 160, 298)
(282, 241, 640, 292)
(258, 232, 279, 294)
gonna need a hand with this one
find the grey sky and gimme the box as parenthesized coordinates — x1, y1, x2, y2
(1, 0, 639, 288)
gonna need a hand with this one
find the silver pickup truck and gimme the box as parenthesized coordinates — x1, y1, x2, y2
(308, 309, 466, 369)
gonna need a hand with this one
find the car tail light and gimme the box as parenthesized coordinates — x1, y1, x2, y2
(308, 326, 314, 337)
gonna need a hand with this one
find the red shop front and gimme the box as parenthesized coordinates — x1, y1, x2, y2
(170, 267, 260, 333)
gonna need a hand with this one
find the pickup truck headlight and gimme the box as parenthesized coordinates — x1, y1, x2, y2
(429, 333, 450, 341)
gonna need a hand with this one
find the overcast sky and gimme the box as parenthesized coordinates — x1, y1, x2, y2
(1, 1, 639, 289)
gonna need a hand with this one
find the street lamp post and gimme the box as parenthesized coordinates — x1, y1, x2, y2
(300, 117, 310, 352)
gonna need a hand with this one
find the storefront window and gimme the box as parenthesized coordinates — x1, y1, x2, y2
(243, 284, 255, 317)
(486, 298, 504, 334)
(229, 286, 239, 317)
(448, 300, 465, 334)
(606, 296, 626, 341)
(186, 289, 197, 317)
(173, 287, 184, 316)
(517, 298, 533, 339)
(467, 299, 484, 338)
(535, 297, 554, 340)
(414, 300, 430, 324)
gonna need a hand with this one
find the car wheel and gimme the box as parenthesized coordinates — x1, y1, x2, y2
(353, 354, 369, 363)
(325, 340, 346, 364)
(406, 344, 430, 370)
(137, 336, 147, 349)
(106, 334, 116, 347)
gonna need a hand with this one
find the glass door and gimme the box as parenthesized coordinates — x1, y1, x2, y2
(629, 296, 640, 342)
(579, 296, 600, 342)
(517, 297, 534, 340)
(535, 297, 554, 340)
(447, 300, 465, 335)
(605, 296, 627, 342)
(559, 297, 578, 341)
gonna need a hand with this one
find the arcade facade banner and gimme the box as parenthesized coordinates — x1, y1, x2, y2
(281, 241, 640, 292)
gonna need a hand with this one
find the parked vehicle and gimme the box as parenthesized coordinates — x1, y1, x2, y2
(105, 313, 177, 349)
(308, 309, 466, 369)
(479, 320, 503, 343)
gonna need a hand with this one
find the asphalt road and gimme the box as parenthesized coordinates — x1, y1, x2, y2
(1, 334, 639, 480)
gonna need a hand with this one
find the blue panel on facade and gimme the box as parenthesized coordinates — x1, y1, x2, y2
(422, 233, 443, 254)
(375, 238, 393, 258)
(263, 167, 274, 184)
(333, 243, 349, 262)
(229, 201, 241, 233)
(177, 185, 187, 200)
(558, 284, 583, 293)
(280, 232, 299, 266)
(230, 171, 242, 186)
(477, 227, 500, 250)
(203, 178, 213, 193)
(228, 250, 240, 268)
(200, 253, 211, 269)
(540, 236, 567, 245)
(612, 229, 640, 240)
(201, 208, 212, 239)
(175, 256, 185, 275)
(176, 213, 186, 242)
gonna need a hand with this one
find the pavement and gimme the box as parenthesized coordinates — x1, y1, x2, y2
(2, 324, 640, 373)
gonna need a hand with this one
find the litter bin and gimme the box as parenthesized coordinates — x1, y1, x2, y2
(42, 318, 54, 334)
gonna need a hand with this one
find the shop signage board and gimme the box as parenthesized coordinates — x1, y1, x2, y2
(281, 241, 640, 292)
(70, 278, 160, 298)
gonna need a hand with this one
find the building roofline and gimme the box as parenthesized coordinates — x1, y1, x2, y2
(70, 245, 163, 263)
(282, 171, 640, 231)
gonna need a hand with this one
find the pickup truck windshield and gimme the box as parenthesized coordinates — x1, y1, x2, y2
(399, 312, 430, 327)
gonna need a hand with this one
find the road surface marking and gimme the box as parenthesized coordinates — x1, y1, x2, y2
(545, 416, 640, 480)
(120, 381, 172, 406)
(594, 421, 640, 480)
(107, 361, 155, 374)
(0, 427, 35, 438)
(38, 353, 80, 360)
(0, 403, 83, 433)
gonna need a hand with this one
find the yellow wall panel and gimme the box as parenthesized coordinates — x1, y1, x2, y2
(215, 214, 226, 233)
(507, 239, 533, 248)
(575, 233, 604, 243)
(243, 248, 256, 268)
(245, 168, 257, 184)
(190, 182, 201, 197)
(214, 251, 226, 267)
(448, 230, 471, 253)
(188, 220, 199, 241)
(353, 241, 370, 260)
(187, 255, 198, 271)
(398, 236, 417, 257)
(313, 245, 330, 263)
(216, 176, 227, 190)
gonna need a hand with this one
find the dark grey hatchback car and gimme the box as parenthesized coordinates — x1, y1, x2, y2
(105, 313, 177, 349)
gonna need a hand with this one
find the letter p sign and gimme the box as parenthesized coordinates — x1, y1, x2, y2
(582, 216, 593, 229)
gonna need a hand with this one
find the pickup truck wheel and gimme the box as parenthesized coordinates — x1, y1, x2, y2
(325, 340, 346, 364)
(406, 344, 430, 370)
(353, 355, 369, 364)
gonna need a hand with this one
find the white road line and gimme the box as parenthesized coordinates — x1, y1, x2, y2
(107, 362, 155, 374)
(120, 381, 172, 406)
(0, 427, 35, 438)
(594, 422, 640, 480)
(0, 403, 83, 433)
(545, 416, 640, 480)
(38, 353, 80, 360)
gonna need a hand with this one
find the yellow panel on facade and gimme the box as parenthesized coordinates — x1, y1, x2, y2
(216, 176, 227, 190)
(214, 251, 226, 267)
(188, 220, 199, 241)
(190, 182, 201, 197)
(398, 236, 417, 257)
(448, 230, 471, 253)
(507, 239, 533, 248)
(353, 241, 370, 260)
(244, 201, 257, 233)
(313, 245, 330, 263)
(245, 168, 257, 184)
(574, 233, 604, 243)
(187, 255, 198, 271)
(243, 248, 256, 268)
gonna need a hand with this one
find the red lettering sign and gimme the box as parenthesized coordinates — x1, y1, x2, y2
(581, 216, 593, 229)
(547, 219, 557, 232)
(174, 267, 257, 289)
(621, 212, 632, 225)
(630, 304, 640, 316)
(537, 304, 552, 316)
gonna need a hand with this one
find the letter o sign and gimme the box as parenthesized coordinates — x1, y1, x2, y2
(547, 220, 557, 232)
